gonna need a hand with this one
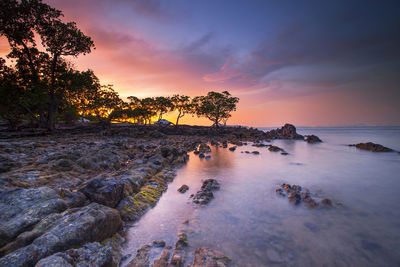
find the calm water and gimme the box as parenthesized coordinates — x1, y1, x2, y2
(122, 127, 400, 266)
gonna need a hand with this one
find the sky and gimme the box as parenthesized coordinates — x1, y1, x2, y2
(1, 0, 399, 127)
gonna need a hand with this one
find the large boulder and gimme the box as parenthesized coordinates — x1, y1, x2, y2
(0, 202, 122, 267)
(0, 187, 84, 248)
(265, 124, 304, 140)
(80, 177, 125, 208)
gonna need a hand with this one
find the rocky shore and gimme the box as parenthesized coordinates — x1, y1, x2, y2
(0, 124, 316, 266)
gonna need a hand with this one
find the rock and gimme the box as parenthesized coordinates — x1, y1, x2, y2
(191, 247, 231, 267)
(275, 188, 286, 197)
(153, 240, 166, 247)
(177, 185, 189, 193)
(229, 146, 237, 151)
(193, 179, 220, 205)
(199, 153, 205, 159)
(350, 142, 393, 152)
(265, 124, 304, 140)
(126, 244, 151, 267)
(320, 198, 332, 207)
(35, 242, 113, 267)
(0, 187, 83, 249)
(79, 177, 125, 208)
(0, 202, 122, 267)
(288, 192, 301, 204)
(268, 146, 282, 152)
(153, 249, 170, 267)
(169, 233, 188, 267)
(252, 143, 268, 147)
(281, 152, 289, 155)
(251, 151, 260, 155)
(305, 135, 322, 143)
(205, 155, 211, 160)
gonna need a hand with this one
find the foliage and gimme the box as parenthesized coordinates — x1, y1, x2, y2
(193, 91, 239, 127)
(170, 94, 194, 126)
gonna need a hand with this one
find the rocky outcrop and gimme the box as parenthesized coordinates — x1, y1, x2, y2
(0, 187, 85, 249)
(191, 247, 231, 267)
(192, 179, 220, 205)
(35, 242, 113, 267)
(350, 142, 393, 152)
(80, 177, 125, 208)
(0, 202, 122, 267)
(265, 124, 304, 140)
(305, 135, 322, 143)
(276, 183, 333, 208)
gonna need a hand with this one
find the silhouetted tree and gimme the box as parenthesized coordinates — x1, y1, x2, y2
(154, 96, 173, 121)
(193, 91, 239, 127)
(170, 94, 194, 126)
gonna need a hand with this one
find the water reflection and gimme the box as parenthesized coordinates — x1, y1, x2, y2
(122, 128, 400, 266)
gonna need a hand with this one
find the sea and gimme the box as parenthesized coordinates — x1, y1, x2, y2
(121, 126, 400, 266)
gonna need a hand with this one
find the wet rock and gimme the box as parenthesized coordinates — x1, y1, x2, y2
(275, 188, 286, 197)
(265, 124, 304, 140)
(252, 151, 260, 155)
(126, 244, 151, 267)
(35, 242, 113, 267)
(79, 177, 125, 208)
(153, 249, 170, 267)
(193, 179, 220, 205)
(199, 153, 205, 159)
(0, 187, 83, 248)
(252, 143, 268, 147)
(191, 247, 231, 267)
(320, 198, 332, 207)
(281, 152, 289, 155)
(288, 192, 301, 204)
(205, 155, 211, 160)
(169, 233, 188, 267)
(350, 142, 393, 152)
(117, 183, 165, 221)
(229, 146, 237, 151)
(268, 146, 283, 152)
(153, 240, 166, 247)
(0, 156, 20, 173)
(177, 185, 189, 193)
(0, 203, 122, 267)
(305, 135, 322, 143)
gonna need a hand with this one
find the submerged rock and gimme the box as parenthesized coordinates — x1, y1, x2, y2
(229, 146, 237, 151)
(276, 183, 333, 209)
(268, 145, 283, 152)
(350, 142, 393, 152)
(177, 184, 189, 193)
(169, 233, 188, 267)
(153, 249, 170, 267)
(126, 244, 151, 267)
(192, 179, 220, 205)
(305, 135, 322, 143)
(191, 247, 231, 267)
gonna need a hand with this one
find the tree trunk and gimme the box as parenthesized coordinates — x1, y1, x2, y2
(48, 55, 58, 131)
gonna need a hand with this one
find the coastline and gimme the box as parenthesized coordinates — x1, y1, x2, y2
(0, 124, 307, 266)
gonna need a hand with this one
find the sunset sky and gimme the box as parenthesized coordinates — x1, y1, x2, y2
(1, 0, 399, 126)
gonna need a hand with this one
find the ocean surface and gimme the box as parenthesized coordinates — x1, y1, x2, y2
(122, 126, 400, 266)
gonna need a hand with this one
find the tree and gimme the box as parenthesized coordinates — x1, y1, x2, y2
(38, 19, 94, 130)
(194, 91, 239, 127)
(170, 94, 193, 126)
(0, 58, 25, 129)
(153, 96, 173, 121)
(0, 0, 94, 130)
